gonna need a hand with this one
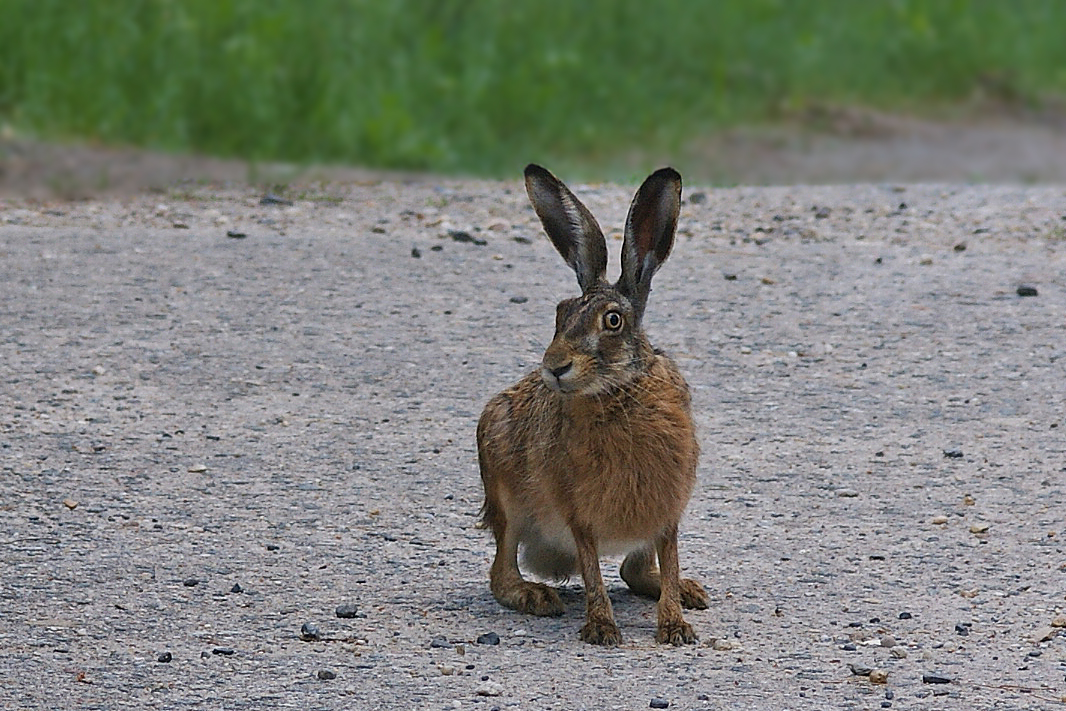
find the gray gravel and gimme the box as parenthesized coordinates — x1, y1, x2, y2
(1, 177, 1065, 710)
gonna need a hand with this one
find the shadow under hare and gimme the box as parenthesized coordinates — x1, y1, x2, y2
(476, 164, 708, 646)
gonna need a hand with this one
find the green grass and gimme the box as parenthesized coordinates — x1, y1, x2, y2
(2, 0, 1066, 178)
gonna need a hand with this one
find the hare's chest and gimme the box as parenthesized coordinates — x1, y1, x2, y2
(559, 417, 696, 541)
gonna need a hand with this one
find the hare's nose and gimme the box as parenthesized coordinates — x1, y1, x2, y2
(548, 362, 572, 379)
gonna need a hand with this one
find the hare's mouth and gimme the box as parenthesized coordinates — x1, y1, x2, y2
(540, 365, 584, 394)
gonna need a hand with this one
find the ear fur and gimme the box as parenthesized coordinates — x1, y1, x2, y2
(618, 167, 682, 321)
(524, 164, 608, 294)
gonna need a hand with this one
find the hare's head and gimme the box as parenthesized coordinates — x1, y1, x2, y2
(523, 164, 682, 396)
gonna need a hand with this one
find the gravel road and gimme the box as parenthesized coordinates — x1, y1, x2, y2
(1, 176, 1064, 710)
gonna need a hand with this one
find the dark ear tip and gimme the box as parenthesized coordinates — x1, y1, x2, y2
(651, 167, 682, 184)
(524, 163, 550, 180)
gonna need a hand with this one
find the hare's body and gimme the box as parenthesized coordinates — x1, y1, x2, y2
(476, 165, 707, 646)
(479, 353, 697, 569)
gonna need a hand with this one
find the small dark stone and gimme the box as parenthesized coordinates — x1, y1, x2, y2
(848, 621, 864, 628)
(513, 235, 532, 244)
(157, 652, 172, 663)
(922, 673, 952, 684)
(183, 578, 199, 587)
(881, 702, 892, 708)
(955, 623, 970, 636)
(335, 603, 359, 619)
(1016, 285, 1039, 297)
(509, 296, 528, 304)
(411, 247, 421, 258)
(723, 273, 738, 281)
(212, 647, 236, 656)
(1027, 650, 1042, 657)
(943, 448, 964, 459)
(230, 583, 243, 594)
(899, 612, 912, 619)
(317, 669, 337, 680)
(476, 632, 501, 646)
(849, 663, 873, 676)
(300, 623, 322, 642)
(260, 194, 293, 206)
(953, 243, 966, 252)
(430, 636, 452, 649)
(687, 192, 707, 205)
(841, 643, 857, 651)
(265, 543, 279, 551)
(650, 699, 670, 709)
(430, 245, 444, 252)
(226, 230, 248, 239)
(814, 206, 831, 219)
(449, 229, 487, 246)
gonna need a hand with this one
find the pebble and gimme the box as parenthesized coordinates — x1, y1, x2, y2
(430, 636, 452, 649)
(509, 296, 528, 304)
(476, 632, 501, 646)
(869, 669, 889, 684)
(260, 194, 293, 206)
(476, 681, 504, 697)
(335, 603, 359, 618)
(411, 247, 421, 258)
(687, 192, 707, 204)
(898, 612, 912, 620)
(969, 523, 990, 534)
(836, 488, 859, 498)
(880, 635, 896, 648)
(650, 698, 670, 709)
(300, 623, 322, 642)
(955, 623, 970, 636)
(183, 578, 200, 587)
(890, 647, 908, 659)
(449, 229, 487, 246)
(62, 498, 78, 510)
(187, 464, 208, 473)
(814, 206, 831, 219)
(226, 230, 247, 239)
(849, 663, 873, 676)
(212, 647, 236, 656)
(230, 583, 243, 594)
(157, 652, 172, 663)
(1016, 285, 1038, 297)
(942, 448, 964, 459)
(711, 638, 736, 651)
(931, 515, 948, 525)
(922, 673, 952, 684)
(316, 669, 336, 680)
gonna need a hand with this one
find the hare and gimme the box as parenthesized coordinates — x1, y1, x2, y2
(476, 164, 708, 646)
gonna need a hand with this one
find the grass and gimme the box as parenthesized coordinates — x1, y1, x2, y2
(2, 0, 1066, 179)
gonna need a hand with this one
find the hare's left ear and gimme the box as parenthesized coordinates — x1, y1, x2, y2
(524, 164, 609, 294)
(618, 167, 682, 321)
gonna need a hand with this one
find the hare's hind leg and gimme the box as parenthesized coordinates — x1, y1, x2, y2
(621, 545, 709, 610)
(482, 484, 564, 616)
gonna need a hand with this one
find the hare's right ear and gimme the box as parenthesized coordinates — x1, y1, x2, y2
(524, 164, 608, 293)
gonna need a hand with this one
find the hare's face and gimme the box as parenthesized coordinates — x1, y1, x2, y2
(540, 290, 647, 396)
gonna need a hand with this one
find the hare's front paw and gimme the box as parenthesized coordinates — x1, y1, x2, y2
(680, 578, 709, 610)
(580, 618, 623, 646)
(656, 619, 698, 646)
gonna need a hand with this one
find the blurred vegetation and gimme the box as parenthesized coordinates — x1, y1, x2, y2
(2, 0, 1065, 178)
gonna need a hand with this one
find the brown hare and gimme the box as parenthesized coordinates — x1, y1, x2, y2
(476, 164, 708, 646)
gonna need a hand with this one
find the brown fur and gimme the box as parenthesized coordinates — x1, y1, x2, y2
(475, 165, 708, 645)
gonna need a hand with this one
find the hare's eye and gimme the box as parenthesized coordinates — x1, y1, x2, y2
(602, 310, 623, 331)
